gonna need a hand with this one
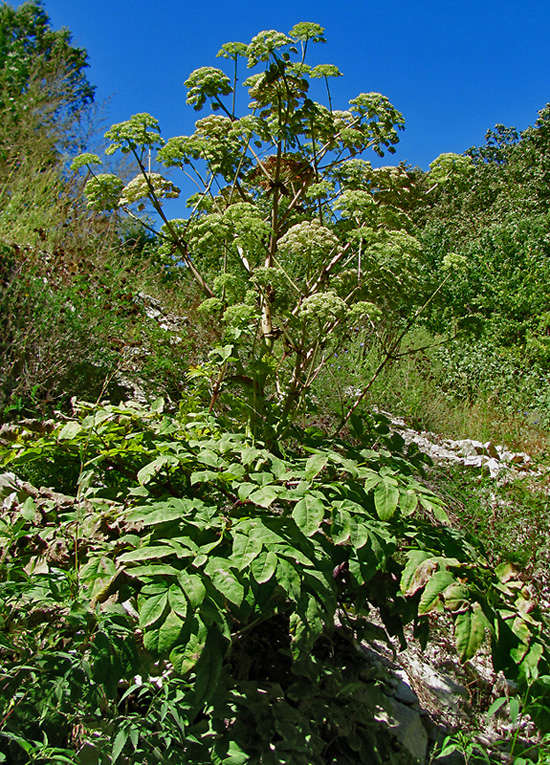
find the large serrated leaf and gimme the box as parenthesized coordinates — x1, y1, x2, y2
(420, 495, 449, 523)
(374, 478, 399, 520)
(192, 627, 225, 708)
(398, 488, 418, 516)
(178, 571, 206, 608)
(292, 494, 325, 536)
(190, 469, 219, 485)
(276, 558, 301, 601)
(127, 498, 191, 525)
(400, 551, 434, 596)
(248, 485, 281, 508)
(250, 551, 278, 584)
(418, 569, 455, 614)
(139, 591, 168, 629)
(118, 545, 175, 563)
(196, 449, 222, 468)
(143, 609, 184, 655)
(443, 582, 470, 613)
(130, 563, 180, 579)
(137, 455, 179, 485)
(331, 507, 351, 545)
(169, 615, 207, 674)
(231, 532, 262, 570)
(168, 584, 188, 619)
(204, 559, 244, 607)
(455, 603, 488, 661)
(57, 421, 82, 440)
(304, 453, 328, 480)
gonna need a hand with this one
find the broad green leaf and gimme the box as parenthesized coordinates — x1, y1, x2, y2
(398, 488, 418, 516)
(511, 616, 531, 645)
(143, 610, 184, 655)
(270, 456, 290, 479)
(197, 449, 222, 467)
(248, 485, 281, 508)
(455, 602, 488, 661)
(418, 569, 455, 614)
(374, 478, 399, 520)
(168, 584, 188, 619)
(304, 453, 328, 480)
(443, 582, 470, 613)
(400, 551, 436, 596)
(218, 740, 249, 764)
(486, 697, 507, 721)
(118, 545, 176, 563)
(57, 421, 82, 440)
(330, 507, 351, 545)
(509, 697, 520, 725)
(231, 532, 262, 569)
(420, 495, 449, 523)
(137, 455, 178, 485)
(127, 498, 191, 525)
(292, 494, 325, 536)
(276, 558, 301, 601)
(290, 594, 324, 658)
(130, 564, 180, 579)
(178, 572, 207, 608)
(19, 497, 36, 521)
(205, 558, 244, 606)
(111, 729, 127, 763)
(192, 627, 225, 707)
(250, 550, 278, 584)
(237, 482, 255, 501)
(169, 615, 207, 674)
(139, 591, 168, 629)
(520, 641, 544, 681)
(348, 514, 370, 549)
(240, 446, 261, 465)
(191, 469, 219, 485)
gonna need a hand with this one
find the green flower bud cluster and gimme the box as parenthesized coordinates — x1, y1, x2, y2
(104, 113, 163, 154)
(185, 67, 232, 111)
(223, 303, 259, 328)
(443, 252, 468, 272)
(429, 153, 474, 187)
(299, 291, 347, 325)
(119, 174, 180, 206)
(278, 220, 339, 259)
(84, 174, 124, 212)
(70, 153, 101, 172)
(213, 273, 243, 303)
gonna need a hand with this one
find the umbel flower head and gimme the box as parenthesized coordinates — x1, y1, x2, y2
(119, 174, 181, 206)
(299, 291, 347, 325)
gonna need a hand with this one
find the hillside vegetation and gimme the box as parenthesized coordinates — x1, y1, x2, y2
(1, 4, 550, 763)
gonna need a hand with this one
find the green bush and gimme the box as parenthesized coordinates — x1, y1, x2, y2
(1, 400, 549, 762)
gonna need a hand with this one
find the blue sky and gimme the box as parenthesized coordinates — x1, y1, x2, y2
(43, 0, 550, 171)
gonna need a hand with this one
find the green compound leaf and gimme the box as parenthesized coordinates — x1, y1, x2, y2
(169, 615, 208, 674)
(455, 602, 489, 661)
(374, 477, 399, 520)
(292, 494, 325, 536)
(205, 558, 245, 606)
(192, 626, 226, 708)
(250, 550, 278, 584)
(178, 571, 207, 608)
(398, 487, 418, 516)
(418, 569, 455, 614)
(231, 532, 263, 570)
(304, 453, 328, 480)
(143, 609, 185, 655)
(139, 591, 168, 629)
(168, 584, 189, 619)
